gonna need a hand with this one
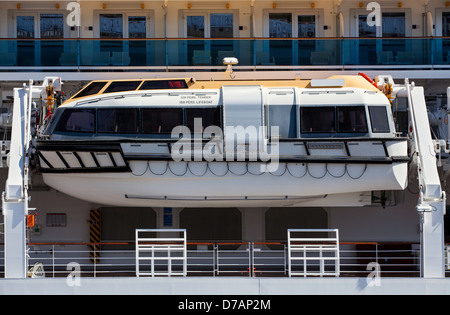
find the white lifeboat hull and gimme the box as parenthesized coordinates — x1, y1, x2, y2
(41, 160, 407, 207)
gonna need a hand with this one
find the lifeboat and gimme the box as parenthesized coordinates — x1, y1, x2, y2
(34, 76, 409, 207)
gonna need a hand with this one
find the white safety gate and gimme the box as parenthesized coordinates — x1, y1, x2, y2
(287, 229, 340, 277)
(135, 229, 187, 277)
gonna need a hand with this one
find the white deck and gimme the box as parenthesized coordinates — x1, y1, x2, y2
(1, 277, 450, 295)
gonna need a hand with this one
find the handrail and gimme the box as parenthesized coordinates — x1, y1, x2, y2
(21, 241, 398, 246)
(0, 36, 449, 41)
(0, 241, 434, 278)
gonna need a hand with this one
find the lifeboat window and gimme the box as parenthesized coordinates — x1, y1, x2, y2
(103, 81, 142, 94)
(337, 106, 368, 133)
(185, 108, 221, 133)
(268, 105, 297, 138)
(72, 82, 107, 99)
(55, 109, 96, 133)
(139, 80, 188, 90)
(369, 106, 390, 133)
(98, 108, 139, 133)
(301, 107, 335, 133)
(142, 108, 183, 134)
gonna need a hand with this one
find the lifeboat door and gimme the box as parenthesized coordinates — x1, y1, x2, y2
(221, 85, 265, 160)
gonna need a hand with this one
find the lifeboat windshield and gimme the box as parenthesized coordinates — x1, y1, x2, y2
(69, 79, 191, 101)
(71, 81, 107, 99)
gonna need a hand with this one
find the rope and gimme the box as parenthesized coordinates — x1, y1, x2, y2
(131, 160, 369, 180)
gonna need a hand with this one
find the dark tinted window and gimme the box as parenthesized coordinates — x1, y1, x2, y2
(72, 82, 107, 99)
(337, 106, 368, 133)
(142, 108, 183, 134)
(55, 109, 96, 132)
(98, 108, 139, 133)
(139, 80, 188, 90)
(301, 107, 335, 133)
(103, 81, 142, 93)
(268, 105, 297, 138)
(185, 107, 221, 132)
(369, 106, 390, 133)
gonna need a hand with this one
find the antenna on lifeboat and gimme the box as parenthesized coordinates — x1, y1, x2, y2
(223, 57, 239, 79)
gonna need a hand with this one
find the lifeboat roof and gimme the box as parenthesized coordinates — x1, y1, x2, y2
(65, 75, 382, 104)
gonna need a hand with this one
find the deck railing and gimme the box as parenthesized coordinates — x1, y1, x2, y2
(1, 37, 450, 71)
(0, 241, 437, 278)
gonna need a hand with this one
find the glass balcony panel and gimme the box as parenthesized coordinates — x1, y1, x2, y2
(270, 40, 292, 65)
(17, 40, 36, 66)
(211, 39, 234, 66)
(41, 40, 64, 66)
(437, 38, 450, 65)
(0, 38, 441, 68)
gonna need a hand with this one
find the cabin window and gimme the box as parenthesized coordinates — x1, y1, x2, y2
(72, 82, 107, 99)
(128, 16, 147, 39)
(301, 107, 335, 133)
(40, 14, 64, 39)
(103, 81, 142, 94)
(382, 12, 405, 38)
(269, 13, 293, 38)
(98, 108, 139, 133)
(141, 108, 183, 134)
(55, 109, 96, 133)
(369, 106, 390, 133)
(337, 106, 368, 133)
(185, 107, 221, 132)
(139, 80, 188, 90)
(210, 13, 234, 38)
(100, 14, 123, 38)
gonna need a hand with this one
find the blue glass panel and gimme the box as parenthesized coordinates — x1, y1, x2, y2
(0, 37, 441, 68)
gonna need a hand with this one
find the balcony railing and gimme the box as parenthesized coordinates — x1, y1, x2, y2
(0, 242, 440, 278)
(1, 37, 450, 71)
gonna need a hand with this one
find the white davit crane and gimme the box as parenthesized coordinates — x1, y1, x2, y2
(377, 75, 446, 278)
(2, 77, 61, 278)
